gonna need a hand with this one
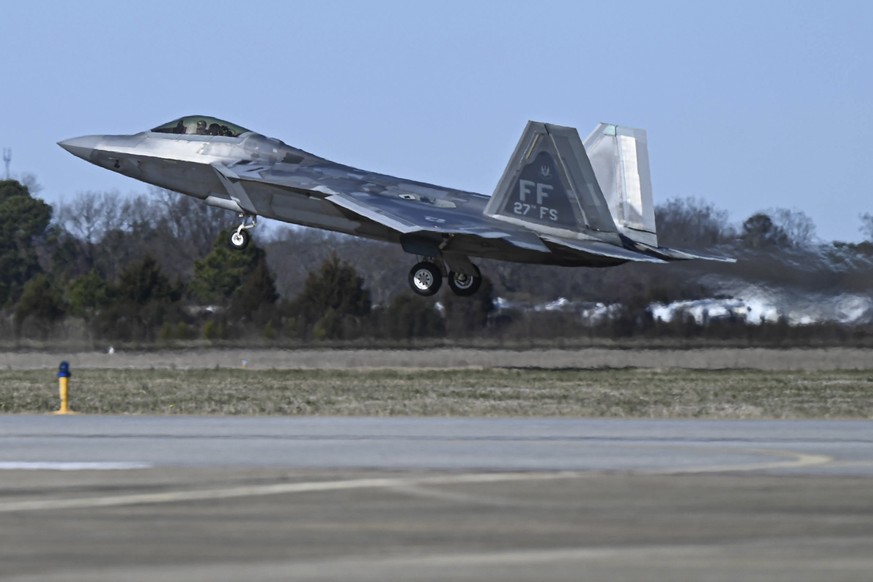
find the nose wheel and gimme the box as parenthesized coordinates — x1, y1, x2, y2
(229, 228, 250, 249)
(228, 214, 257, 250)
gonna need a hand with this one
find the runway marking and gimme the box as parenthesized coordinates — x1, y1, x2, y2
(0, 448, 836, 514)
(387, 483, 515, 506)
(0, 462, 152, 471)
(0, 471, 580, 514)
(13, 539, 873, 582)
(650, 448, 833, 474)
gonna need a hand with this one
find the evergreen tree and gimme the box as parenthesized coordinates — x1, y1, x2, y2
(116, 255, 177, 304)
(95, 255, 183, 341)
(741, 213, 789, 248)
(442, 277, 495, 337)
(0, 180, 52, 306)
(380, 294, 444, 339)
(296, 253, 370, 319)
(67, 270, 111, 320)
(189, 230, 263, 304)
(230, 258, 279, 323)
(14, 274, 65, 337)
(292, 253, 371, 339)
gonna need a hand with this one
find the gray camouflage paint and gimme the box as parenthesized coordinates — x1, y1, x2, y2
(58, 115, 732, 279)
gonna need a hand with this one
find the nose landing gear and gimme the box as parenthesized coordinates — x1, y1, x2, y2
(229, 214, 257, 250)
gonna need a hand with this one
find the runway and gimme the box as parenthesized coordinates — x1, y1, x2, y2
(2, 416, 872, 580)
(2, 416, 871, 474)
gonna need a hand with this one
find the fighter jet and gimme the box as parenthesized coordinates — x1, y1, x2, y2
(59, 116, 732, 296)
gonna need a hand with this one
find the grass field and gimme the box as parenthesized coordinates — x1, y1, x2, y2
(3, 367, 873, 418)
(2, 346, 873, 371)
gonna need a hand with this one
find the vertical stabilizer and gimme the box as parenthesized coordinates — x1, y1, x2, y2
(485, 121, 618, 242)
(583, 123, 658, 247)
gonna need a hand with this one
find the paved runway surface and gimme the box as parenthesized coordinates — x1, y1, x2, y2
(1, 416, 872, 581)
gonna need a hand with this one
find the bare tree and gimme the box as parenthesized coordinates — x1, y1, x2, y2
(19, 173, 42, 195)
(148, 187, 235, 262)
(56, 191, 125, 246)
(56, 189, 234, 280)
(859, 212, 873, 241)
(56, 191, 128, 269)
(655, 197, 735, 247)
(767, 207, 817, 247)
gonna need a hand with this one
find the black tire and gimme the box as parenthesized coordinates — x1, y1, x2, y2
(447, 265, 482, 296)
(408, 262, 442, 296)
(229, 229, 250, 250)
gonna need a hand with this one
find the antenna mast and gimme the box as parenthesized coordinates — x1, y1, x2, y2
(2, 148, 10, 180)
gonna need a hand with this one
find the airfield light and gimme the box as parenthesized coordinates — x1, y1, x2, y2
(54, 361, 73, 415)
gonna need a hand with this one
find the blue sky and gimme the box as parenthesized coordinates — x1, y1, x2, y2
(1, 0, 871, 241)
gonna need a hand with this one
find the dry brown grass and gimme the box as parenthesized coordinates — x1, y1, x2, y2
(3, 367, 873, 418)
(2, 347, 873, 371)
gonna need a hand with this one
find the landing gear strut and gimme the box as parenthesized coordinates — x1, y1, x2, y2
(229, 214, 257, 250)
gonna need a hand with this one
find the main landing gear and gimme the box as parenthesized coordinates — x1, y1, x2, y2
(447, 267, 482, 296)
(409, 262, 442, 296)
(408, 260, 482, 297)
(229, 214, 257, 250)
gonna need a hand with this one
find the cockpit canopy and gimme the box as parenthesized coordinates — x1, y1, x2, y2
(151, 116, 250, 138)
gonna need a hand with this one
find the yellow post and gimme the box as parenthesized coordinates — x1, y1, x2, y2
(57, 376, 70, 414)
(54, 361, 73, 415)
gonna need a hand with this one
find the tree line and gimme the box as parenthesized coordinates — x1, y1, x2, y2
(2, 179, 873, 346)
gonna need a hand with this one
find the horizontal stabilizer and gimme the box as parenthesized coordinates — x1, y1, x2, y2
(541, 235, 666, 264)
(636, 243, 736, 263)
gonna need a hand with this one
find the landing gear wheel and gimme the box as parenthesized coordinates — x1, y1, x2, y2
(229, 228, 251, 250)
(448, 265, 482, 296)
(229, 214, 257, 250)
(408, 262, 442, 296)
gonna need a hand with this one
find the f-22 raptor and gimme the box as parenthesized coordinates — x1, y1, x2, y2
(59, 116, 732, 296)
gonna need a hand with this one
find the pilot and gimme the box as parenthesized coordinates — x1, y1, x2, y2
(172, 119, 186, 134)
(196, 120, 208, 135)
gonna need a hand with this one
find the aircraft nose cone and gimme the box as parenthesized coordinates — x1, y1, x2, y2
(58, 135, 101, 160)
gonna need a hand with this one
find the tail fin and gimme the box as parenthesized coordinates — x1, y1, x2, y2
(484, 121, 619, 242)
(583, 123, 658, 247)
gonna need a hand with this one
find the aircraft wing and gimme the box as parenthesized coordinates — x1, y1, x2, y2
(325, 191, 666, 263)
(226, 161, 550, 253)
(324, 190, 552, 253)
(324, 190, 488, 235)
(233, 161, 674, 263)
(325, 187, 731, 265)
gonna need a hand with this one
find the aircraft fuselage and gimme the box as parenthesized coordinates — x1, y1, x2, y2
(59, 116, 732, 297)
